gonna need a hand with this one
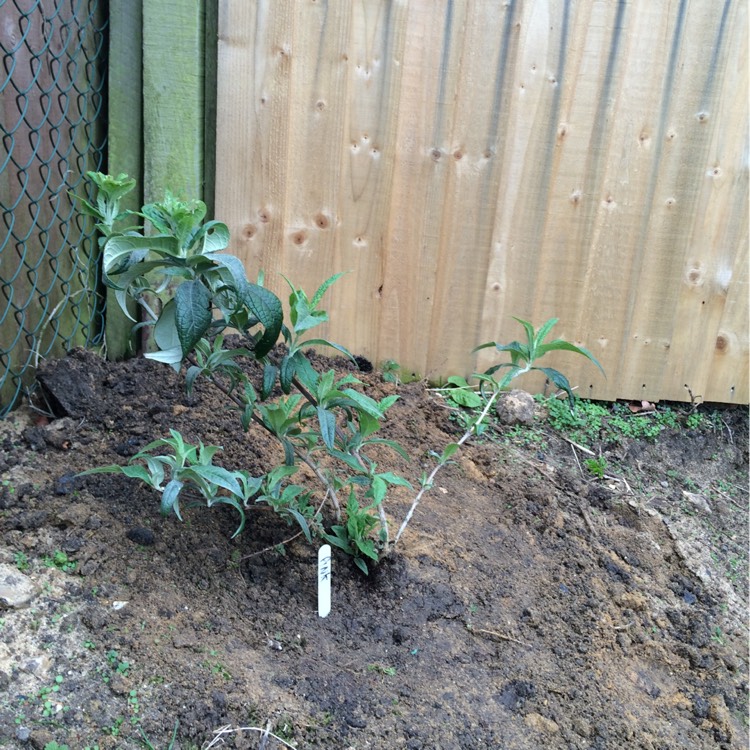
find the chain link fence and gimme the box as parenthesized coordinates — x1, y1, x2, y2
(1, 0, 107, 416)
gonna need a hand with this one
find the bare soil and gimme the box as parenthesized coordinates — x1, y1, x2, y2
(0, 348, 747, 750)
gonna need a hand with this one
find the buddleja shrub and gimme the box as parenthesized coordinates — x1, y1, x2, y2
(77, 173, 411, 572)
(77, 173, 603, 573)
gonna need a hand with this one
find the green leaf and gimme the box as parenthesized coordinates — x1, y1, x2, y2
(445, 388, 483, 408)
(242, 283, 283, 357)
(323, 526, 353, 554)
(341, 389, 385, 419)
(264, 465, 300, 492)
(353, 537, 379, 561)
(369, 475, 387, 505)
(535, 340, 605, 376)
(189, 465, 243, 498)
(297, 338, 354, 361)
(357, 410, 381, 440)
(279, 352, 298, 393)
(104, 257, 164, 293)
(207, 253, 249, 291)
(378, 394, 400, 411)
(364, 438, 410, 461)
(153, 299, 180, 352)
(140, 195, 207, 251)
(103, 234, 180, 275)
(174, 280, 212, 355)
(262, 363, 278, 399)
(532, 317, 559, 348)
(281, 438, 296, 466)
(185, 365, 202, 395)
(330, 449, 368, 473)
(316, 369, 337, 401)
(533, 366, 576, 407)
(161, 480, 184, 519)
(317, 406, 337, 450)
(310, 272, 346, 308)
(193, 221, 230, 254)
(285, 508, 313, 544)
(144, 348, 183, 368)
(376, 472, 413, 489)
(472, 341, 497, 353)
(493, 341, 529, 366)
(86, 171, 136, 203)
(512, 316, 538, 352)
(120, 464, 159, 487)
(237, 472, 263, 501)
(440, 443, 459, 463)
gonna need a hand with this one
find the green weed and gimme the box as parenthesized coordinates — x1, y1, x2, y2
(13, 551, 29, 572)
(42, 551, 76, 573)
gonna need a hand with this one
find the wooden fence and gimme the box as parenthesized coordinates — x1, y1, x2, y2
(213, 0, 748, 404)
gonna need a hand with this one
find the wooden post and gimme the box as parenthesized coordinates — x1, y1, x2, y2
(142, 0, 205, 203)
(106, 0, 143, 360)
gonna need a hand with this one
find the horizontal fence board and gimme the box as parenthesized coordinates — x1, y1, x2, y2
(215, 0, 748, 404)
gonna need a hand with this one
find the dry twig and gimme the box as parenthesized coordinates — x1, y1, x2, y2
(203, 723, 297, 750)
(470, 626, 529, 647)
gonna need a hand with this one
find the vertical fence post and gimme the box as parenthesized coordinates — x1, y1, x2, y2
(142, 0, 205, 204)
(106, 0, 144, 360)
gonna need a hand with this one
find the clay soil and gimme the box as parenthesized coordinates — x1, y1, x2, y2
(0, 348, 747, 750)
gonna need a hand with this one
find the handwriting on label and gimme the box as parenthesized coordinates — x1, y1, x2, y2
(318, 545, 332, 618)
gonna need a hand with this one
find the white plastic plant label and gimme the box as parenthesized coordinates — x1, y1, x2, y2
(318, 544, 332, 618)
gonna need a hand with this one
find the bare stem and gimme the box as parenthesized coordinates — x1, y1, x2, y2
(391, 387, 502, 548)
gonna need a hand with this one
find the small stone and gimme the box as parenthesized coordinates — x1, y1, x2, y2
(707, 694, 733, 740)
(61, 536, 84, 553)
(55, 502, 92, 528)
(29, 728, 55, 748)
(572, 716, 592, 738)
(620, 591, 648, 612)
(0, 564, 38, 608)
(495, 389, 536, 425)
(108, 672, 131, 696)
(126, 527, 155, 546)
(172, 634, 200, 650)
(114, 438, 141, 457)
(21, 654, 52, 678)
(15, 726, 31, 742)
(524, 712, 560, 733)
(22, 426, 47, 451)
(682, 490, 711, 513)
(682, 590, 697, 605)
(44, 418, 77, 449)
(345, 714, 367, 729)
(54, 473, 78, 495)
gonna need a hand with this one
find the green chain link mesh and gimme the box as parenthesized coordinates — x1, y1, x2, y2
(1, 0, 107, 416)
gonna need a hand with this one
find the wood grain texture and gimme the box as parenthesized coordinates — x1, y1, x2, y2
(106, 0, 143, 359)
(142, 0, 204, 202)
(215, 0, 748, 403)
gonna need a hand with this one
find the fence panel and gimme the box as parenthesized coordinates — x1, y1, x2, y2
(215, 0, 748, 403)
(0, 0, 107, 414)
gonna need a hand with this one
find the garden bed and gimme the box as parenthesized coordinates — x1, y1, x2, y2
(0, 348, 747, 749)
